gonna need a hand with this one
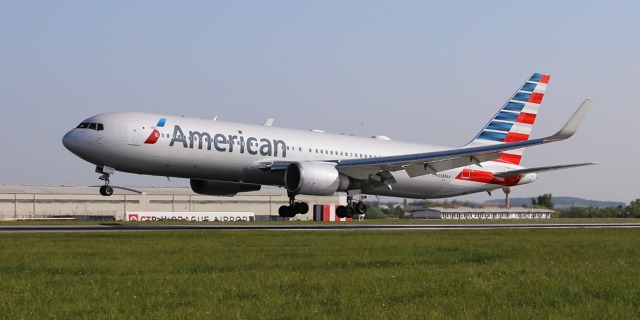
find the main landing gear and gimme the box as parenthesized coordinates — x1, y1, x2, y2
(278, 192, 309, 218)
(336, 195, 367, 219)
(278, 194, 367, 219)
(96, 165, 113, 197)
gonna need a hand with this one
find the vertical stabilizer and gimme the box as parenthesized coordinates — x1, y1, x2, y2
(465, 73, 550, 165)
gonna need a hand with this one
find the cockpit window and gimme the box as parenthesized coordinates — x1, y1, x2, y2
(76, 122, 104, 131)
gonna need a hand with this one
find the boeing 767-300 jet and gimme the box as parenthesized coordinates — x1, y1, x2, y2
(62, 73, 596, 218)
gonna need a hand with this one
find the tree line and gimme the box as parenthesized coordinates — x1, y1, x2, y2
(531, 194, 640, 218)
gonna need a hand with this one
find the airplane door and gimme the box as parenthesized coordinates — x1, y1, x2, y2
(128, 122, 142, 146)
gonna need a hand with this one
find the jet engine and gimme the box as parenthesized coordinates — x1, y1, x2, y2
(190, 179, 261, 196)
(285, 162, 349, 196)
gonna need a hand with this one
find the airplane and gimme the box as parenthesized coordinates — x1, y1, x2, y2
(62, 73, 596, 218)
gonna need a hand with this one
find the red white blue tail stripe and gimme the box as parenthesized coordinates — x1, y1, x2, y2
(468, 73, 550, 165)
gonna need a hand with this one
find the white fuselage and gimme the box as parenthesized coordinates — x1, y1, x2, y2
(62, 112, 536, 199)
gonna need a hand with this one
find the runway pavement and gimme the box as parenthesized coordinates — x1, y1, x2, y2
(2, 222, 640, 233)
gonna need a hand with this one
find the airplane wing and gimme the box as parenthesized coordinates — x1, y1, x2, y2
(336, 97, 593, 180)
(265, 98, 592, 182)
(493, 162, 599, 178)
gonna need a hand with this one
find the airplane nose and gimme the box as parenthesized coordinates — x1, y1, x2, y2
(62, 130, 77, 152)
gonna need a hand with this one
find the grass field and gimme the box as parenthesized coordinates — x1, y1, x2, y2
(1, 228, 640, 319)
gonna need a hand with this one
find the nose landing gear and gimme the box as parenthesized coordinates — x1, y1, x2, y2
(96, 165, 114, 196)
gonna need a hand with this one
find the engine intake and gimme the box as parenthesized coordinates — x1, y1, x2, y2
(285, 162, 349, 196)
(190, 179, 261, 196)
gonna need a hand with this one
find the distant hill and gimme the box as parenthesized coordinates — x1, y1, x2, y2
(484, 197, 626, 209)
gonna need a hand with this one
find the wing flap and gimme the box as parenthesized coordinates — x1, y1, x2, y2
(403, 153, 500, 178)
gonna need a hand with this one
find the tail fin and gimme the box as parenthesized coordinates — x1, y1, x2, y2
(465, 73, 550, 165)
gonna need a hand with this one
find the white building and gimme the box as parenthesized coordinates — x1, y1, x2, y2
(0, 185, 343, 221)
(412, 207, 553, 220)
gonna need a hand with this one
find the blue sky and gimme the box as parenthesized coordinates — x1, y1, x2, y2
(1, 1, 638, 203)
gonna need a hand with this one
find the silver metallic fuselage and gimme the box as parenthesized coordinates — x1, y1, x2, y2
(62, 112, 535, 199)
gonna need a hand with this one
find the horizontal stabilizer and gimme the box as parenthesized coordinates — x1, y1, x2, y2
(493, 162, 599, 177)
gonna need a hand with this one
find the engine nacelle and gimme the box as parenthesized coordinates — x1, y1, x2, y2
(190, 179, 261, 196)
(285, 162, 350, 196)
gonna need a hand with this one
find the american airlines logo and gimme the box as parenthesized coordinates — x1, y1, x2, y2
(169, 125, 288, 158)
(144, 118, 166, 145)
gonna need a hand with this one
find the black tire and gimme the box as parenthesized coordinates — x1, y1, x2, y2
(287, 206, 297, 218)
(354, 201, 367, 215)
(99, 186, 107, 196)
(104, 186, 114, 196)
(345, 206, 355, 218)
(278, 206, 290, 218)
(295, 202, 309, 214)
(336, 206, 347, 219)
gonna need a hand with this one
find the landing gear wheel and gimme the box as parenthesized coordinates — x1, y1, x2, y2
(354, 201, 367, 215)
(345, 206, 355, 218)
(99, 186, 113, 196)
(336, 206, 347, 219)
(295, 202, 309, 214)
(279, 206, 292, 218)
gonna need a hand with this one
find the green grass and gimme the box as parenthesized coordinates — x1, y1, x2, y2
(1, 229, 640, 319)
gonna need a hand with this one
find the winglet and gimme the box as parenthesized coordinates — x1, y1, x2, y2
(545, 98, 593, 142)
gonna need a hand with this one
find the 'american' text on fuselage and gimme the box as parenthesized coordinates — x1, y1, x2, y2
(169, 125, 287, 157)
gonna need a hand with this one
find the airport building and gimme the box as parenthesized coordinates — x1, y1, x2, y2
(0, 185, 343, 221)
(412, 207, 553, 220)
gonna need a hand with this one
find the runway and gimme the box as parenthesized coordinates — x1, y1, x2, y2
(2, 222, 640, 233)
